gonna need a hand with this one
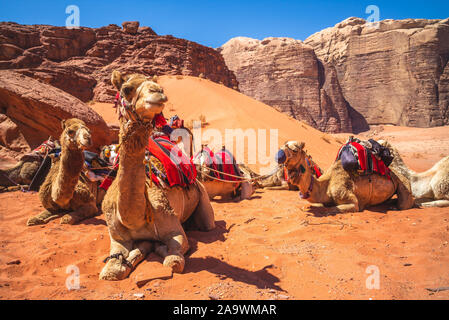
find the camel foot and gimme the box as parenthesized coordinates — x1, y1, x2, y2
(163, 255, 185, 273)
(99, 258, 131, 281)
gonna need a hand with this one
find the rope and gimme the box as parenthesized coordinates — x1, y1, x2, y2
(200, 171, 242, 184)
(201, 165, 278, 182)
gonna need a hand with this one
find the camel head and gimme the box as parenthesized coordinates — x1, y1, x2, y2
(111, 70, 167, 122)
(275, 141, 311, 186)
(60, 118, 92, 151)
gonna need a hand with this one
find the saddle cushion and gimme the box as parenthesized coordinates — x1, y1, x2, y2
(336, 141, 390, 177)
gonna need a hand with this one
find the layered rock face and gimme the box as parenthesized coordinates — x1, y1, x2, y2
(219, 37, 352, 133)
(0, 70, 113, 160)
(305, 17, 449, 127)
(0, 22, 238, 103)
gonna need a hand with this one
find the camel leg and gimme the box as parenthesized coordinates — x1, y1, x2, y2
(155, 228, 189, 273)
(191, 181, 215, 231)
(60, 202, 98, 225)
(27, 209, 60, 226)
(391, 171, 415, 210)
(99, 238, 133, 281)
(418, 200, 449, 208)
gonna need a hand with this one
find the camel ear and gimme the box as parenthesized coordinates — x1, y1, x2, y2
(152, 75, 158, 83)
(299, 142, 305, 150)
(111, 70, 125, 90)
(61, 119, 66, 130)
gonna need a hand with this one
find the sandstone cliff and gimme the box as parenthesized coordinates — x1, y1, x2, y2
(219, 37, 353, 133)
(0, 22, 238, 103)
(305, 17, 449, 128)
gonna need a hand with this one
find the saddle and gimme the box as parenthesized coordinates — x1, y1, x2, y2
(194, 146, 242, 182)
(336, 137, 393, 177)
(146, 136, 197, 187)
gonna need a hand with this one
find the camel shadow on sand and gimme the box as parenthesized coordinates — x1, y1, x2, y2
(184, 256, 285, 292)
(305, 199, 401, 217)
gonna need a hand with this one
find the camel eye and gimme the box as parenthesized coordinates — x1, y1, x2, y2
(67, 129, 75, 136)
(122, 85, 133, 97)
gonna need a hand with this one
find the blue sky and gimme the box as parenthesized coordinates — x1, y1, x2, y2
(0, 0, 448, 48)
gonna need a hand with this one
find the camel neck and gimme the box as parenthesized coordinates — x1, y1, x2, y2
(51, 145, 84, 208)
(297, 163, 328, 204)
(116, 121, 152, 229)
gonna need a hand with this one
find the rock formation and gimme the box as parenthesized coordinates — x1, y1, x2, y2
(305, 17, 449, 128)
(0, 70, 112, 160)
(219, 37, 353, 133)
(0, 22, 238, 103)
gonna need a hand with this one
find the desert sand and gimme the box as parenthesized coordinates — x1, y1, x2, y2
(0, 76, 448, 300)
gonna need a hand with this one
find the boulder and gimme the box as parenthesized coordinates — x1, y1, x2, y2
(122, 21, 140, 35)
(0, 70, 112, 158)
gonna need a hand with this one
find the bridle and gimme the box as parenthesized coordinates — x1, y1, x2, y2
(117, 81, 148, 124)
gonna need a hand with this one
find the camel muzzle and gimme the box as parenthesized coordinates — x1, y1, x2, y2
(276, 149, 286, 164)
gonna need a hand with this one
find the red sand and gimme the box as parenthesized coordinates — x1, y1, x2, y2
(1, 76, 448, 300)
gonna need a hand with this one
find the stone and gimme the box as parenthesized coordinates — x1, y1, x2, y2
(133, 260, 173, 288)
(0, 70, 113, 157)
(305, 17, 449, 128)
(0, 22, 238, 103)
(122, 21, 140, 35)
(220, 37, 352, 133)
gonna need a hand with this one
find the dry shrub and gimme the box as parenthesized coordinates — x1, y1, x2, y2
(334, 137, 345, 144)
(186, 114, 208, 130)
(412, 152, 424, 159)
(176, 75, 184, 80)
(321, 135, 331, 144)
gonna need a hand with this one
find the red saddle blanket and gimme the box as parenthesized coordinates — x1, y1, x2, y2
(147, 136, 197, 187)
(194, 147, 241, 182)
(99, 136, 196, 191)
(336, 141, 390, 177)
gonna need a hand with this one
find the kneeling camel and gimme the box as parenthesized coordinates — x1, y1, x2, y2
(276, 141, 414, 214)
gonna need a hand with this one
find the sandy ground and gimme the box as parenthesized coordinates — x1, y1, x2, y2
(0, 76, 448, 300)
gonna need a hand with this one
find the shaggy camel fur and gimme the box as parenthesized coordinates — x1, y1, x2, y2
(379, 140, 449, 208)
(277, 141, 414, 214)
(27, 119, 102, 226)
(0, 154, 42, 189)
(99, 71, 215, 281)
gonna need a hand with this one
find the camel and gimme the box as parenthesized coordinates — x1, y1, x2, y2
(193, 146, 256, 201)
(195, 159, 256, 201)
(276, 141, 414, 214)
(0, 154, 42, 191)
(99, 71, 215, 281)
(240, 163, 299, 190)
(27, 119, 103, 226)
(379, 140, 449, 208)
